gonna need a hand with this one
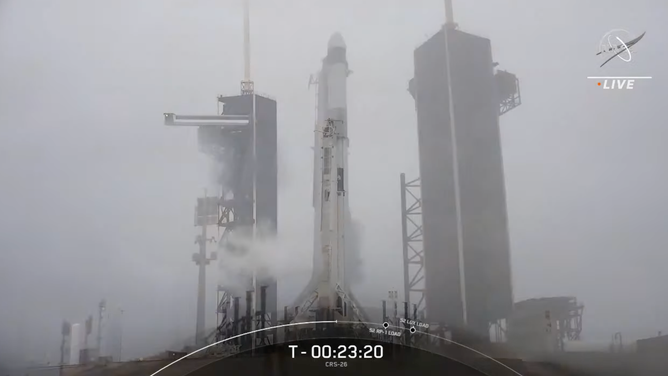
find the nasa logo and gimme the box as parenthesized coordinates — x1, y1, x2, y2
(588, 29, 650, 89)
(596, 29, 645, 68)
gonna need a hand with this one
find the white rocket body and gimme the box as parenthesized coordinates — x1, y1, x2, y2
(314, 32, 349, 291)
(294, 33, 364, 320)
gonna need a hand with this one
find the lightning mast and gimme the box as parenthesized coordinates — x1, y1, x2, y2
(444, 0, 455, 25)
(241, 0, 254, 95)
(240, 0, 259, 352)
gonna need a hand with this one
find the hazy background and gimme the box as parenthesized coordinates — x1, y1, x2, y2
(1, 0, 666, 364)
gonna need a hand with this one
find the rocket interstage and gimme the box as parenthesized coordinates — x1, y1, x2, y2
(292, 33, 367, 324)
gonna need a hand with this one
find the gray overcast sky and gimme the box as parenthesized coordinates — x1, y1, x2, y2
(1, 0, 667, 363)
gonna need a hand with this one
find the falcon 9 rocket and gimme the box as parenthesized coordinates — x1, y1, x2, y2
(292, 33, 367, 323)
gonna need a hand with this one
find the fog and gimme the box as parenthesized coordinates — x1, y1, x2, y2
(1, 0, 667, 366)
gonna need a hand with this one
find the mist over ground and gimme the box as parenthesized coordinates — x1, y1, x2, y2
(1, 0, 667, 365)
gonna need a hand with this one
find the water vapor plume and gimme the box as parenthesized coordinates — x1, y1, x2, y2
(217, 221, 311, 296)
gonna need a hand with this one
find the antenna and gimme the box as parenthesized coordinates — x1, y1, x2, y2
(241, 0, 254, 95)
(444, 0, 456, 28)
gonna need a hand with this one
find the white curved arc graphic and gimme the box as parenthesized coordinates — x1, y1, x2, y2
(611, 36, 632, 62)
(149, 320, 336, 376)
(338, 321, 524, 376)
(150, 320, 524, 376)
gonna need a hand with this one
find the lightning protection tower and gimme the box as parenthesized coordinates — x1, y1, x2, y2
(163, 0, 277, 350)
(404, 0, 521, 341)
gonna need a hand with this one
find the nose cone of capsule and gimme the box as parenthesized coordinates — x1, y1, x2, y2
(327, 32, 346, 50)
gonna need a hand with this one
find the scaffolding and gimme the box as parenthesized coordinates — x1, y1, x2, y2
(400, 174, 426, 320)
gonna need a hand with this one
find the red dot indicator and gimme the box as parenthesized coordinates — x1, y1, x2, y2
(598, 82, 601, 86)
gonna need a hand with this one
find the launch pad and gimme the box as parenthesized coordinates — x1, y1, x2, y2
(163, 7, 524, 353)
(159, 0, 594, 364)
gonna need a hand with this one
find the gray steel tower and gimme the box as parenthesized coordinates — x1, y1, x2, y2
(163, 0, 278, 348)
(212, 92, 278, 342)
(407, 22, 520, 338)
(164, 92, 278, 348)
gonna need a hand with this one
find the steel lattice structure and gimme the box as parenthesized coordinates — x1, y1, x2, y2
(400, 174, 426, 320)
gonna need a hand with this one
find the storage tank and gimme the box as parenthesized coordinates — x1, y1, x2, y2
(68, 324, 81, 365)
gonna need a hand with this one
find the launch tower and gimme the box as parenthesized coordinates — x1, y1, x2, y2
(163, 0, 278, 350)
(404, 2, 521, 339)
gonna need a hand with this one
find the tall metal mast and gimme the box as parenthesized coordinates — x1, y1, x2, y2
(241, 0, 254, 95)
(444, 0, 455, 25)
(240, 0, 259, 352)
